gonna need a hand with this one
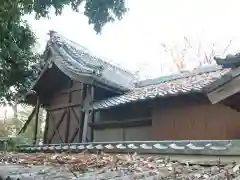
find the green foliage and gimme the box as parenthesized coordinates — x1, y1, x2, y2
(20, 0, 127, 33)
(0, 105, 46, 149)
(0, 0, 127, 103)
(1, 1, 37, 103)
(17, 105, 46, 144)
(0, 137, 30, 152)
(7, 137, 31, 151)
(0, 121, 11, 137)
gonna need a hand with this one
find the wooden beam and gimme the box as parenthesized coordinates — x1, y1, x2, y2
(89, 117, 152, 129)
(69, 127, 79, 143)
(43, 112, 50, 144)
(55, 86, 83, 95)
(33, 96, 40, 145)
(208, 75, 240, 104)
(17, 106, 36, 135)
(79, 83, 86, 142)
(47, 103, 82, 111)
(82, 110, 90, 143)
(90, 86, 94, 142)
(65, 80, 72, 143)
(81, 85, 93, 143)
(65, 108, 71, 142)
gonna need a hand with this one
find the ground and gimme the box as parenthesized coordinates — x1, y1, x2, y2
(0, 152, 240, 179)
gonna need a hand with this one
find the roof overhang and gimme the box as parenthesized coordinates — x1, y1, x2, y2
(214, 55, 240, 68)
(206, 66, 240, 104)
(18, 42, 126, 105)
(17, 90, 37, 106)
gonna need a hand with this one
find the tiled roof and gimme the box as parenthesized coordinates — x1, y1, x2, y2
(214, 53, 240, 68)
(90, 66, 230, 110)
(47, 31, 137, 91)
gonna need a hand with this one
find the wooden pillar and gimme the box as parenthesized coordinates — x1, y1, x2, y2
(65, 108, 71, 142)
(65, 80, 73, 143)
(43, 112, 49, 144)
(90, 86, 94, 142)
(82, 110, 90, 143)
(81, 85, 94, 143)
(79, 83, 86, 142)
(33, 96, 40, 145)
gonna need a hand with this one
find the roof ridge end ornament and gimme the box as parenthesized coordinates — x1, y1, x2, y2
(48, 30, 57, 37)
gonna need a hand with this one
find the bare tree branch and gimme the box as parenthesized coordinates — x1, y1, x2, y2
(160, 37, 233, 71)
(222, 40, 232, 56)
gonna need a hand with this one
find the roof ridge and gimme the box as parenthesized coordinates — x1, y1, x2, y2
(48, 31, 135, 77)
(136, 65, 223, 88)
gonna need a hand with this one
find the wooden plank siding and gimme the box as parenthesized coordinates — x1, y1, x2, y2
(91, 101, 153, 142)
(152, 96, 240, 140)
(91, 94, 240, 142)
(44, 80, 85, 144)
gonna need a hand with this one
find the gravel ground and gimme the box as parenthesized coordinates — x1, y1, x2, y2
(0, 152, 240, 179)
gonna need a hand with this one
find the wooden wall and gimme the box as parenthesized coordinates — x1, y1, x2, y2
(94, 126, 152, 142)
(152, 95, 240, 140)
(91, 101, 153, 142)
(92, 94, 240, 142)
(99, 101, 152, 121)
(42, 77, 122, 144)
(43, 81, 240, 143)
(44, 80, 85, 144)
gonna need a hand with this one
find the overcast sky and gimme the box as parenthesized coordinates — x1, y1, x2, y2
(24, 0, 240, 78)
(2, 0, 240, 117)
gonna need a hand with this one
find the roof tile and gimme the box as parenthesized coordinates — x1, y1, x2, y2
(48, 31, 137, 90)
(90, 67, 230, 110)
